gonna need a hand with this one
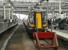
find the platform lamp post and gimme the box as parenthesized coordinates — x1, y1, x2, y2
(3, 1, 6, 30)
(51, 7, 55, 32)
(3, 3, 6, 20)
(3, 0, 7, 20)
(8, 3, 11, 20)
(46, 0, 49, 19)
(8, 2, 10, 22)
(12, 7, 14, 21)
(3, 0, 8, 19)
(59, 0, 62, 14)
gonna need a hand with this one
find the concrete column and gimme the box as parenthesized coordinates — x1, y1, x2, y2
(12, 10, 13, 20)
(12, 8, 14, 19)
(9, 8, 11, 19)
(59, 0, 62, 14)
(4, 4, 6, 19)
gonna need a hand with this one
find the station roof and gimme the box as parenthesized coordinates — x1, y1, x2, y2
(0, 0, 68, 14)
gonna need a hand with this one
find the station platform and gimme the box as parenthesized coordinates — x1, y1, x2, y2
(0, 23, 17, 34)
(48, 29, 68, 40)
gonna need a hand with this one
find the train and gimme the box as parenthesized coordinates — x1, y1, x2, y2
(23, 9, 49, 38)
(23, 9, 59, 50)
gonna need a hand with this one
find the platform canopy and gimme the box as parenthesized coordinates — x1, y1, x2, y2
(0, 0, 68, 15)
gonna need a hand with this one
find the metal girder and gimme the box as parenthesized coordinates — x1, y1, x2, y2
(14, 11, 29, 15)
(10, 0, 39, 2)
(12, 2, 68, 9)
(3, 0, 15, 9)
(14, 9, 68, 13)
(10, 0, 68, 2)
(11, 2, 37, 8)
(9, 11, 68, 14)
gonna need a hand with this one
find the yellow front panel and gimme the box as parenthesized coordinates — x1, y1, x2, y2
(36, 12, 42, 29)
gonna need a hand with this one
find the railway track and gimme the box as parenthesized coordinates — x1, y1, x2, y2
(0, 24, 68, 50)
(58, 39, 68, 50)
(0, 25, 16, 49)
(1, 26, 18, 50)
(5, 25, 35, 50)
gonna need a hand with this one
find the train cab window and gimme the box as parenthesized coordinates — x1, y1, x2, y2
(29, 12, 34, 24)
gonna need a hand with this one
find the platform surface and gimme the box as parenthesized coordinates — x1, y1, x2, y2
(48, 29, 68, 40)
(0, 23, 17, 34)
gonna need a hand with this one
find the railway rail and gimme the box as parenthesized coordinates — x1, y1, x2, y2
(0, 24, 68, 50)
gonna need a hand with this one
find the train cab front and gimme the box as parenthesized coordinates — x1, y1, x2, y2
(28, 10, 48, 38)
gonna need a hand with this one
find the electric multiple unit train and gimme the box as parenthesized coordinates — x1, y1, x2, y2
(25, 10, 48, 37)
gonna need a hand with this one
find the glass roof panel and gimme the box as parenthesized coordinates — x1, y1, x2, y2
(0, 0, 68, 2)
(0, 0, 3, 1)
(11, 0, 39, 2)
